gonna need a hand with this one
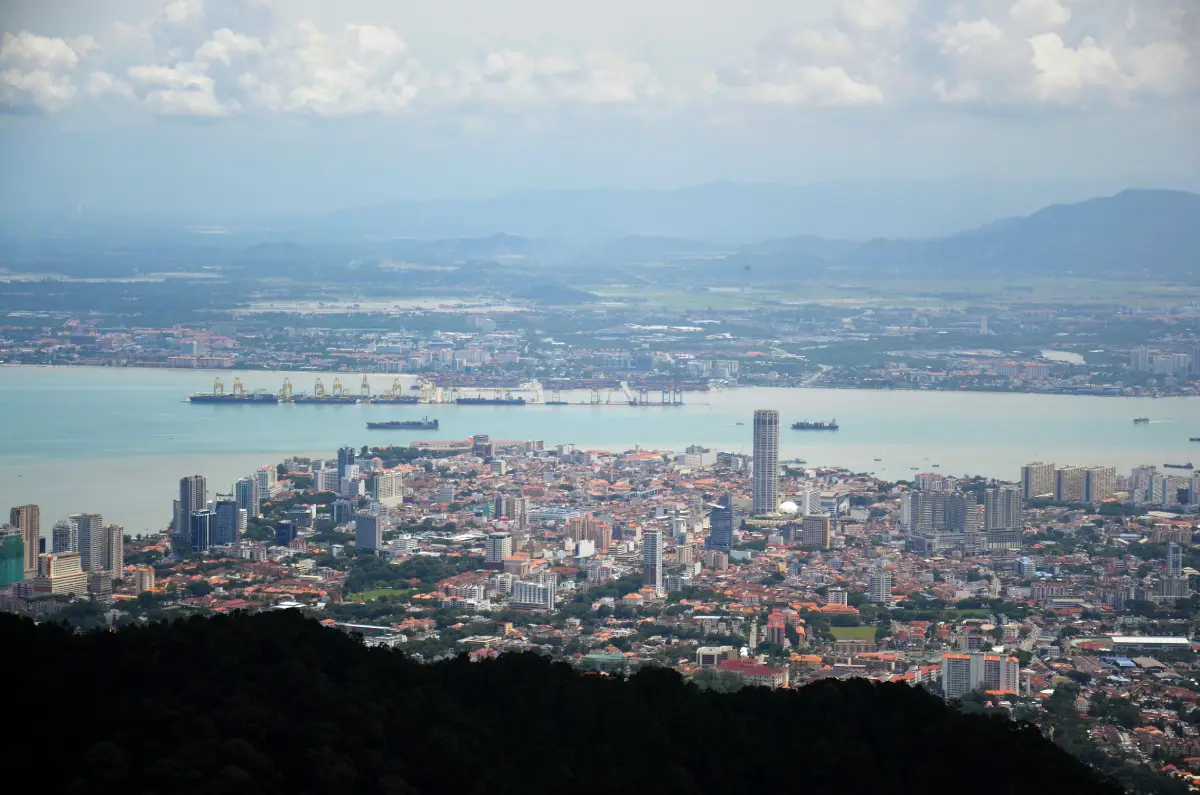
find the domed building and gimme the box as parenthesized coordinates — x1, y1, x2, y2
(777, 501, 800, 516)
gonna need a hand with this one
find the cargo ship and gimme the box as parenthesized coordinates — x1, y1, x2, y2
(456, 397, 526, 406)
(791, 419, 839, 431)
(1133, 417, 1150, 424)
(1164, 462, 1194, 470)
(545, 400, 570, 406)
(293, 395, 361, 404)
(1190, 437, 1200, 442)
(189, 392, 278, 404)
(367, 418, 439, 430)
(369, 395, 420, 404)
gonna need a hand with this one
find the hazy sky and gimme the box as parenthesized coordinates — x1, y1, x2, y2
(0, 0, 1197, 219)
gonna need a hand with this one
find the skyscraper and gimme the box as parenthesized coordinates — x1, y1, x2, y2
(102, 524, 124, 576)
(706, 493, 734, 552)
(71, 513, 105, 572)
(752, 409, 779, 515)
(1082, 466, 1116, 504)
(178, 475, 207, 535)
(235, 476, 258, 519)
(51, 519, 75, 553)
(189, 510, 214, 553)
(1054, 466, 1084, 503)
(868, 564, 892, 604)
(983, 487, 1022, 532)
(338, 446, 357, 480)
(0, 528, 23, 587)
(9, 504, 40, 580)
(1130, 346, 1150, 371)
(355, 512, 381, 552)
(643, 529, 664, 595)
(1168, 542, 1183, 578)
(1020, 462, 1055, 500)
(485, 532, 513, 566)
(213, 499, 242, 545)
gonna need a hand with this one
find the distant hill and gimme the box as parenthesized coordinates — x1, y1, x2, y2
(2, 611, 1125, 795)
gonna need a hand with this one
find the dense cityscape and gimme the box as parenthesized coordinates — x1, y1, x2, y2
(5, 405, 1200, 791)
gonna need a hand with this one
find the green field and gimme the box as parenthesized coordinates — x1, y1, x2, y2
(829, 626, 877, 641)
(347, 588, 411, 602)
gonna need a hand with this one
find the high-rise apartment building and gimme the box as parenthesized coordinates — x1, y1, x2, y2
(71, 513, 105, 572)
(0, 528, 23, 587)
(983, 487, 1021, 531)
(706, 493, 734, 552)
(1020, 462, 1055, 500)
(102, 524, 123, 576)
(643, 529, 664, 595)
(337, 446, 357, 480)
(868, 565, 892, 604)
(235, 476, 258, 519)
(51, 519, 75, 553)
(177, 475, 207, 536)
(355, 512, 381, 552)
(1130, 346, 1150, 372)
(255, 466, 277, 502)
(1054, 466, 1085, 503)
(800, 515, 831, 549)
(1168, 542, 1183, 578)
(1082, 466, 1116, 504)
(485, 532, 513, 566)
(942, 652, 1020, 699)
(135, 565, 155, 593)
(189, 510, 214, 553)
(30, 551, 88, 597)
(752, 409, 779, 515)
(375, 470, 403, 506)
(9, 504, 39, 580)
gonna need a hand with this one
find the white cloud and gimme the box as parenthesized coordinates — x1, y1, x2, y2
(838, 0, 913, 32)
(85, 70, 136, 101)
(1029, 33, 1120, 101)
(0, 68, 77, 112)
(0, 31, 96, 71)
(931, 77, 983, 103)
(703, 64, 883, 108)
(145, 86, 238, 116)
(1009, 0, 1072, 28)
(163, 0, 205, 26)
(195, 28, 263, 65)
(934, 19, 1004, 56)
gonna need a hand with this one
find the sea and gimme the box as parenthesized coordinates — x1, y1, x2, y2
(1, 365, 1196, 538)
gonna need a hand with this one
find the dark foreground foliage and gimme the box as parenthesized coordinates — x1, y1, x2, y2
(2, 611, 1123, 795)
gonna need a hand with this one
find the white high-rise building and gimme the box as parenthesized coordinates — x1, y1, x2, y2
(235, 476, 258, 519)
(255, 466, 277, 501)
(868, 565, 892, 604)
(643, 529, 664, 594)
(71, 513, 105, 572)
(943, 652, 1020, 698)
(1082, 466, 1116, 504)
(983, 487, 1021, 531)
(486, 532, 513, 565)
(752, 409, 779, 515)
(51, 519, 75, 553)
(1020, 462, 1055, 500)
(1054, 466, 1085, 503)
(512, 579, 555, 610)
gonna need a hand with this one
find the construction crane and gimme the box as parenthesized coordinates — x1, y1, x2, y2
(419, 380, 437, 404)
(278, 378, 293, 401)
(387, 378, 404, 399)
(331, 377, 347, 397)
(361, 375, 371, 398)
(212, 377, 224, 396)
(231, 378, 247, 396)
(313, 378, 326, 399)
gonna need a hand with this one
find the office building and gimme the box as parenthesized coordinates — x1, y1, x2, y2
(697, 646, 739, 668)
(9, 504, 39, 580)
(1020, 462, 1055, 500)
(512, 579, 555, 610)
(800, 515, 831, 549)
(102, 524, 123, 577)
(1168, 543, 1183, 578)
(0, 528, 23, 587)
(235, 476, 258, 519)
(51, 519, 75, 553)
(332, 499, 354, 525)
(706, 493, 734, 552)
(942, 652, 1021, 699)
(254, 466, 277, 501)
(643, 529, 664, 595)
(213, 499, 243, 545)
(177, 475, 207, 537)
(1082, 466, 1116, 504)
(375, 470, 403, 506)
(493, 494, 511, 520)
(337, 446, 357, 480)
(355, 512, 381, 552)
(485, 532, 513, 567)
(135, 565, 155, 593)
(752, 409, 780, 515)
(189, 510, 214, 553)
(983, 487, 1021, 532)
(275, 521, 298, 547)
(1054, 466, 1085, 503)
(31, 552, 88, 596)
(868, 565, 892, 604)
(71, 513, 105, 572)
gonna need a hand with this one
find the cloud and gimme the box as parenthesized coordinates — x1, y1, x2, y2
(127, 61, 239, 116)
(702, 64, 884, 108)
(1009, 0, 1072, 28)
(0, 31, 95, 71)
(195, 28, 263, 65)
(85, 71, 135, 100)
(0, 68, 77, 112)
(934, 18, 1004, 56)
(162, 0, 205, 26)
(1028, 33, 1121, 102)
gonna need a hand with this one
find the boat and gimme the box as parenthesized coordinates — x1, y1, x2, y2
(188, 392, 278, 404)
(1133, 417, 1150, 424)
(456, 397, 526, 406)
(910, 466, 919, 470)
(370, 395, 420, 404)
(545, 401, 570, 406)
(791, 419, 839, 431)
(1190, 437, 1200, 442)
(367, 417, 439, 430)
(932, 464, 940, 468)
(293, 395, 360, 404)
(1164, 462, 1194, 470)
(873, 458, 882, 462)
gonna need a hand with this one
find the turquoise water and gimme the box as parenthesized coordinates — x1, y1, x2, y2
(1, 366, 1196, 536)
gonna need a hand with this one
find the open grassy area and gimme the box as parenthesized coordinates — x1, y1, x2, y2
(347, 588, 411, 602)
(829, 625, 878, 641)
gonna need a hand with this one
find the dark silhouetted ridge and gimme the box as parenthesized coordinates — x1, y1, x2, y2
(1, 611, 1123, 795)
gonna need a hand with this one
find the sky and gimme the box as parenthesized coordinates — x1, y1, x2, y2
(0, 0, 1197, 221)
